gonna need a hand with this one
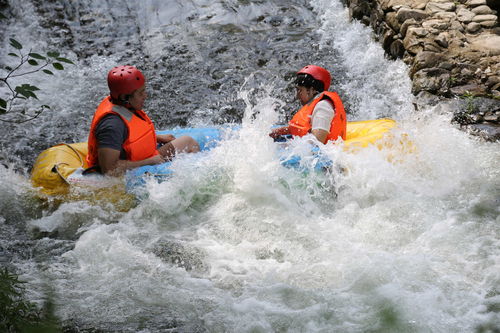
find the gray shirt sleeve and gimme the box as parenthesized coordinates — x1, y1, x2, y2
(95, 114, 128, 159)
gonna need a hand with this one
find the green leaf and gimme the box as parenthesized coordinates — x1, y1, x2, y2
(42, 69, 54, 75)
(9, 38, 22, 50)
(0, 98, 6, 109)
(52, 62, 64, 70)
(0, 12, 7, 20)
(17, 88, 38, 99)
(15, 86, 32, 99)
(55, 57, 74, 65)
(29, 53, 46, 60)
(0, 108, 6, 115)
(21, 84, 40, 91)
(27, 59, 38, 66)
(8, 52, 19, 57)
(47, 51, 60, 58)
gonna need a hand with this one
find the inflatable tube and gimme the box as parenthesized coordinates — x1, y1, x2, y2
(31, 119, 399, 194)
(31, 142, 89, 195)
(125, 126, 238, 190)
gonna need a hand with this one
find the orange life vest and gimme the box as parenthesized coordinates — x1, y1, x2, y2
(289, 91, 347, 142)
(86, 96, 158, 168)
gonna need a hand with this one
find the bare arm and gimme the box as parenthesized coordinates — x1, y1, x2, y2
(97, 147, 164, 176)
(157, 134, 176, 144)
(311, 129, 329, 144)
(269, 126, 290, 139)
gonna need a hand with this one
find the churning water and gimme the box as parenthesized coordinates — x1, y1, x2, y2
(0, 0, 499, 332)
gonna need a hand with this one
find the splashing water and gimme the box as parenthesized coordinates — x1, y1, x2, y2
(0, 0, 498, 332)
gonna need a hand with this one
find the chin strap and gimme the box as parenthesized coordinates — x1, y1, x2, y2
(113, 96, 134, 111)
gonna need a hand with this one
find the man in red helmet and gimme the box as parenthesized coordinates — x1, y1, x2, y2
(86, 65, 200, 176)
(269, 65, 346, 144)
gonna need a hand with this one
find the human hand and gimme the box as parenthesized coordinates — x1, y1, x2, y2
(269, 126, 288, 139)
(157, 134, 176, 143)
(149, 154, 166, 165)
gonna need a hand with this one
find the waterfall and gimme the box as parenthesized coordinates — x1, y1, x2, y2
(0, 1, 498, 332)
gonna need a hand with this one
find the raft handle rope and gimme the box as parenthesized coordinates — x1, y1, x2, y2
(51, 143, 85, 184)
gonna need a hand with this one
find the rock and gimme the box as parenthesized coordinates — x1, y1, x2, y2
(350, 1, 371, 21)
(408, 26, 429, 37)
(403, 37, 423, 55)
(449, 83, 486, 95)
(400, 18, 419, 37)
(343, 0, 500, 137)
(472, 97, 500, 115)
(466, 22, 483, 32)
(422, 19, 451, 30)
(433, 12, 457, 20)
(480, 20, 497, 28)
(450, 20, 465, 33)
(403, 27, 429, 54)
(414, 90, 445, 107)
(472, 14, 498, 22)
(484, 111, 499, 122)
(381, 0, 428, 11)
(486, 75, 500, 87)
(396, 7, 429, 23)
(457, 8, 476, 22)
(467, 0, 487, 6)
(439, 62, 454, 70)
(389, 39, 405, 58)
(451, 65, 477, 85)
(472, 5, 495, 14)
(382, 28, 395, 50)
(426, 2, 456, 13)
(424, 41, 443, 52)
(452, 102, 484, 125)
(435, 32, 450, 47)
(412, 51, 446, 74)
(412, 68, 451, 94)
(386, 12, 401, 31)
(466, 123, 500, 141)
(469, 33, 500, 56)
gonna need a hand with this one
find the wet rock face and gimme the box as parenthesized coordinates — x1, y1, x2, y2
(345, 0, 500, 140)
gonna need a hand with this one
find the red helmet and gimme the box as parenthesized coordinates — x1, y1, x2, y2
(297, 65, 331, 91)
(107, 65, 145, 99)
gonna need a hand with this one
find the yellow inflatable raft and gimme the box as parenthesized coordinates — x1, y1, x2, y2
(31, 142, 89, 195)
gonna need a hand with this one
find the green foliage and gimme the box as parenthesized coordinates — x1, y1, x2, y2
(460, 92, 476, 113)
(1, 30, 75, 123)
(0, 267, 60, 333)
(9, 38, 22, 50)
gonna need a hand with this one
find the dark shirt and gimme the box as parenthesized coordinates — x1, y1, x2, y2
(95, 114, 128, 160)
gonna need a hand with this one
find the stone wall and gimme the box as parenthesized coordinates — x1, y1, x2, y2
(344, 0, 500, 140)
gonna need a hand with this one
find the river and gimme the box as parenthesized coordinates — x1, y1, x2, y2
(0, 0, 499, 332)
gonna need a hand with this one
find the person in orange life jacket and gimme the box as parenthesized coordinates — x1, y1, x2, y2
(269, 65, 346, 144)
(86, 65, 200, 176)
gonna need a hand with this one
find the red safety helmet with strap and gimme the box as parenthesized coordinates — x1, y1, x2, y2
(107, 65, 145, 99)
(297, 65, 331, 92)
